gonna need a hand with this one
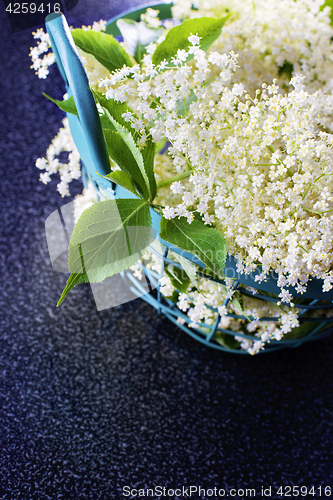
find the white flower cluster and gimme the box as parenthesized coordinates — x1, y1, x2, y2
(81, 20, 107, 32)
(31, 20, 110, 196)
(140, 8, 163, 29)
(102, 35, 333, 300)
(172, 0, 333, 93)
(30, 28, 55, 79)
(36, 117, 81, 197)
(29, 20, 107, 80)
(131, 249, 333, 354)
(73, 181, 98, 223)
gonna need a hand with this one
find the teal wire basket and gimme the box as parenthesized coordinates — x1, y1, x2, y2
(45, 5, 333, 354)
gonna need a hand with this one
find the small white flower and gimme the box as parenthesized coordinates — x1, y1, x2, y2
(188, 34, 201, 46)
(176, 49, 188, 62)
(36, 157, 47, 170)
(38, 67, 49, 79)
(40, 172, 51, 184)
(278, 289, 293, 304)
(170, 181, 184, 194)
(57, 181, 70, 197)
(162, 206, 176, 219)
(122, 111, 133, 122)
(92, 20, 107, 31)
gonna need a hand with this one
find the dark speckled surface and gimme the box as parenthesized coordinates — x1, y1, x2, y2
(1, 1, 333, 498)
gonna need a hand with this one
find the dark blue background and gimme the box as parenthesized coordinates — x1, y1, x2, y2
(1, 1, 333, 498)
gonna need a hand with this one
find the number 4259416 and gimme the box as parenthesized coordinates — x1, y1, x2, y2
(277, 486, 331, 497)
(6, 3, 61, 14)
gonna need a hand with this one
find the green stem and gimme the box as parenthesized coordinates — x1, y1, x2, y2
(302, 183, 311, 201)
(183, 97, 187, 117)
(201, 75, 217, 88)
(157, 170, 192, 189)
(151, 204, 165, 211)
(302, 206, 322, 216)
(298, 244, 309, 254)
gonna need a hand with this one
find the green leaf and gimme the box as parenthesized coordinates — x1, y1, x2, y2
(92, 90, 139, 137)
(106, 170, 139, 197)
(215, 283, 243, 314)
(134, 41, 147, 65)
(165, 290, 180, 304)
(141, 139, 157, 201)
(231, 291, 244, 315)
(116, 18, 164, 63)
(160, 214, 227, 277)
(93, 91, 156, 201)
(103, 129, 148, 199)
(71, 29, 133, 72)
(43, 93, 78, 115)
(68, 198, 152, 283)
(152, 14, 233, 66)
(278, 61, 293, 81)
(172, 251, 198, 288)
(214, 331, 240, 350)
(321, 0, 333, 25)
(283, 321, 333, 341)
(165, 264, 191, 293)
(57, 242, 88, 306)
(177, 90, 197, 116)
(57, 271, 89, 306)
(100, 114, 116, 131)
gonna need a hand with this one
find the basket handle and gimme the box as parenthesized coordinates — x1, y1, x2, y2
(45, 13, 111, 190)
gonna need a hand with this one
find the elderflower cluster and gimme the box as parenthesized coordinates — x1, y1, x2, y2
(131, 249, 333, 354)
(36, 117, 81, 197)
(172, 0, 333, 93)
(29, 20, 107, 80)
(140, 8, 163, 29)
(31, 20, 112, 196)
(30, 28, 55, 79)
(73, 181, 99, 223)
(81, 20, 107, 32)
(103, 35, 333, 299)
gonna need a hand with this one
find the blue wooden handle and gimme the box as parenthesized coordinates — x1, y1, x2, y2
(45, 13, 111, 189)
